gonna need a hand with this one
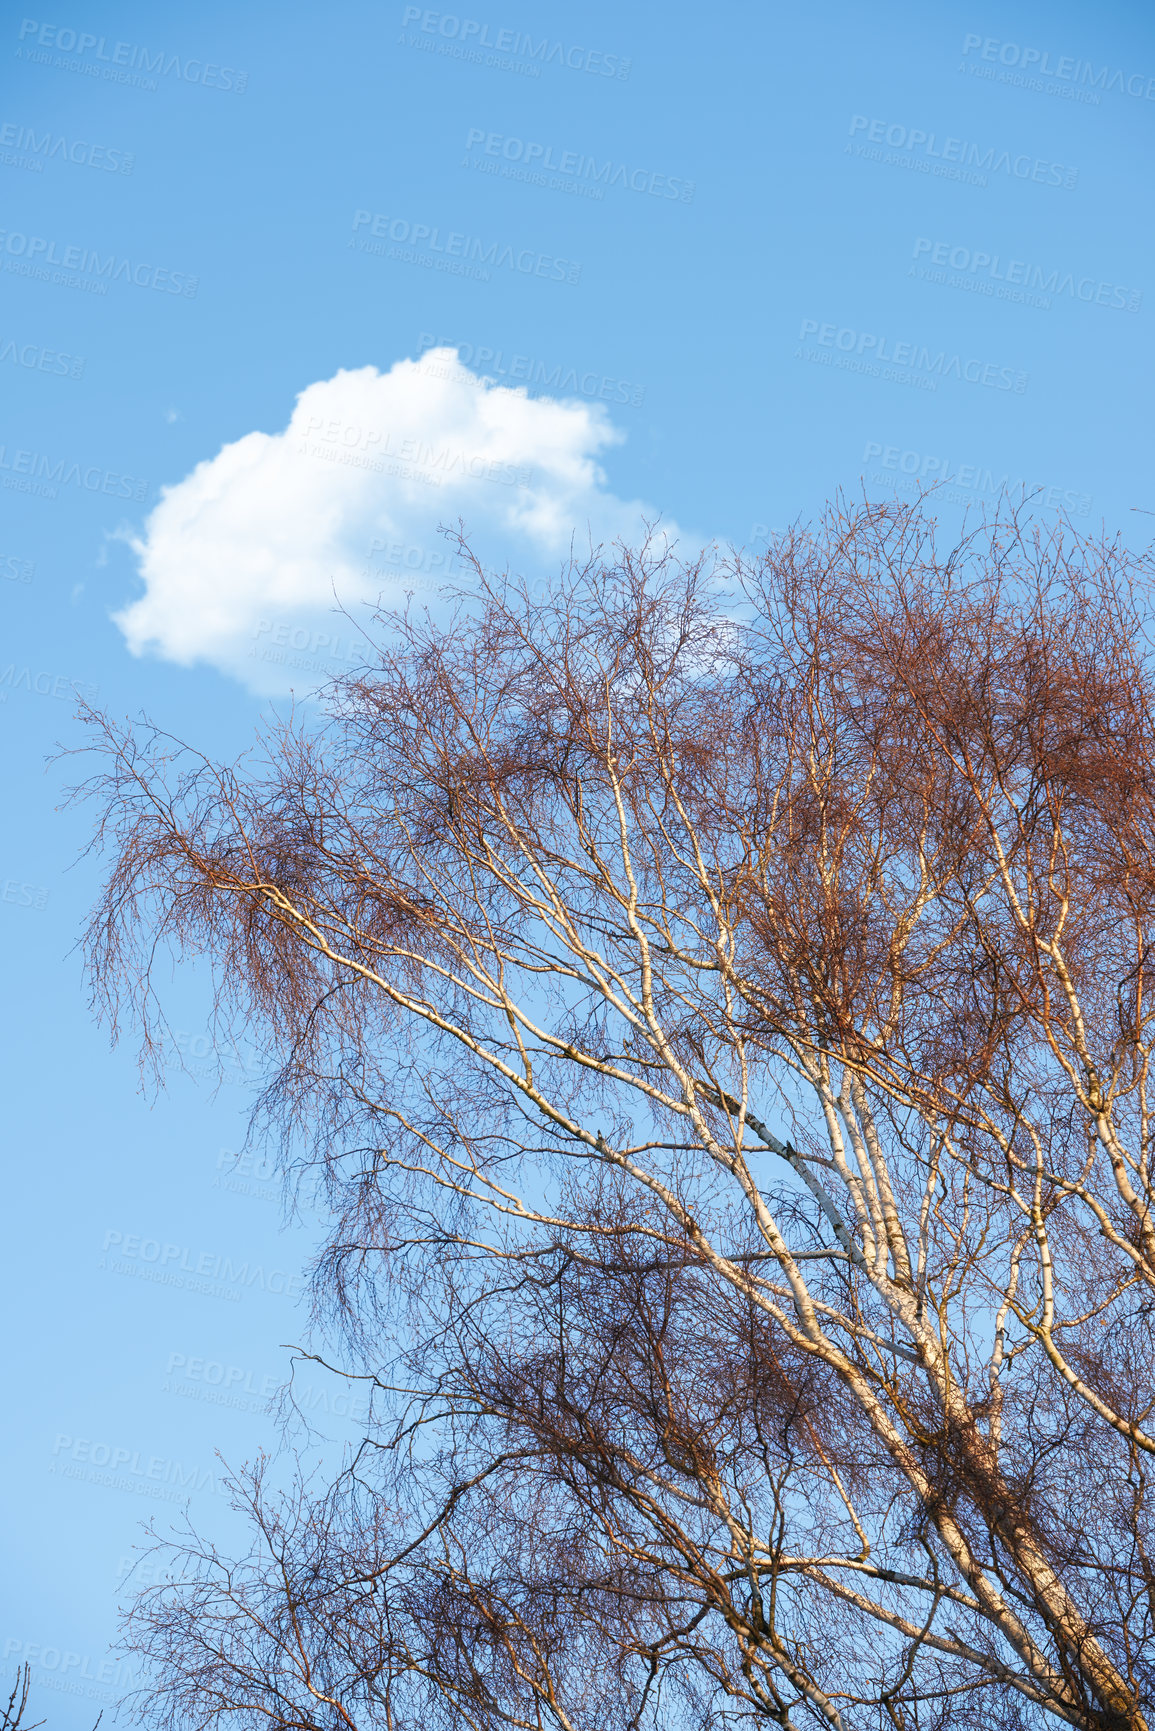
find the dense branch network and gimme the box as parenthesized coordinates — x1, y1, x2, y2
(83, 501, 1155, 1731)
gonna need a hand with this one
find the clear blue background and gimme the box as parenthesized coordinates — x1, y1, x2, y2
(2, 0, 1152, 1719)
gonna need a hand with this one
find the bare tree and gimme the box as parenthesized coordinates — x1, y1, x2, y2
(82, 502, 1155, 1730)
(1, 1670, 44, 1731)
(0, 1666, 99, 1731)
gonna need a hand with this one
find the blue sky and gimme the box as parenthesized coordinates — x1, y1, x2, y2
(2, 0, 1153, 1717)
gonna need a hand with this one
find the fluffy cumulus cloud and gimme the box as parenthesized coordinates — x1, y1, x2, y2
(115, 350, 679, 692)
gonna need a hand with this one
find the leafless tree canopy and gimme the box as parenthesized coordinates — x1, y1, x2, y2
(84, 503, 1155, 1730)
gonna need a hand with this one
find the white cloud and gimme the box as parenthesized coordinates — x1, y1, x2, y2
(115, 349, 679, 692)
